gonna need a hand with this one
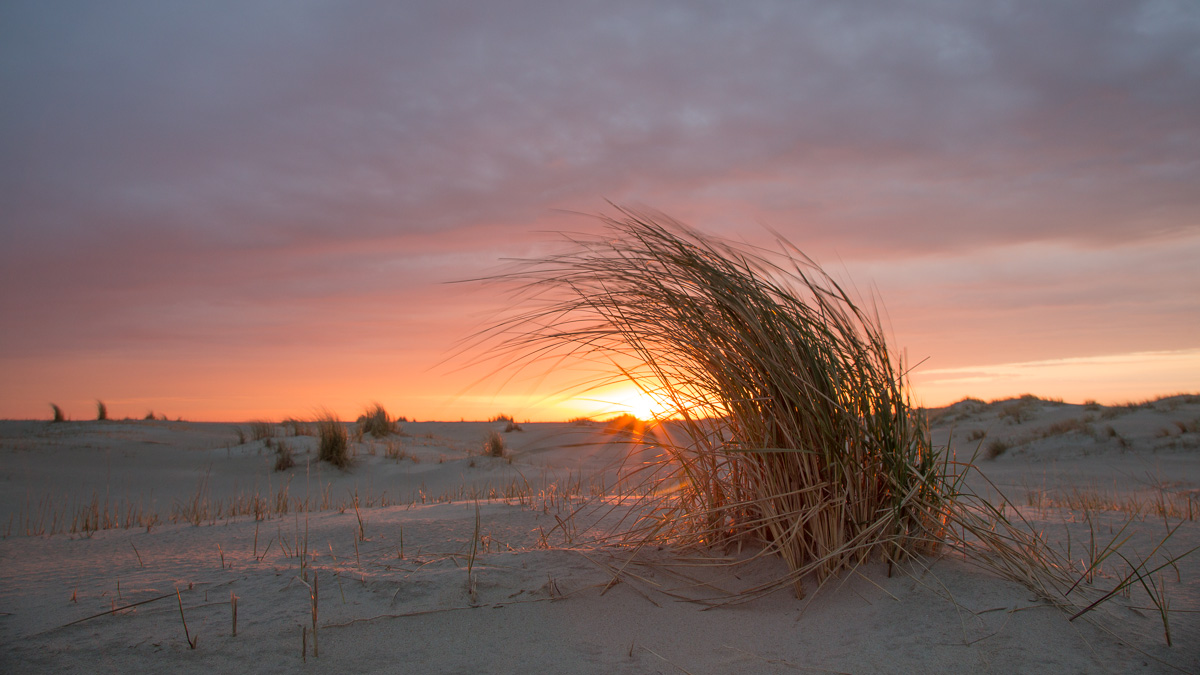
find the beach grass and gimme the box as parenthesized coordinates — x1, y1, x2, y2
(483, 430, 506, 458)
(316, 412, 350, 468)
(474, 207, 947, 596)
(357, 403, 398, 439)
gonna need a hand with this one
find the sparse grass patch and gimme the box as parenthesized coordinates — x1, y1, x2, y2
(1036, 418, 1090, 439)
(283, 418, 314, 436)
(248, 420, 275, 442)
(274, 440, 295, 472)
(966, 429, 987, 442)
(316, 412, 350, 469)
(986, 439, 1011, 459)
(997, 397, 1037, 424)
(383, 440, 406, 460)
(504, 420, 523, 432)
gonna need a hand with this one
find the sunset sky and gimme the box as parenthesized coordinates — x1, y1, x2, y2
(2, 1, 1198, 422)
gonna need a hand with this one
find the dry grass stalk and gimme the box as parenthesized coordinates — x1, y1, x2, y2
(176, 589, 197, 649)
(467, 503, 481, 604)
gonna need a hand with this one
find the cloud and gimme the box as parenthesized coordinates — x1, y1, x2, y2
(1, 1, 1197, 417)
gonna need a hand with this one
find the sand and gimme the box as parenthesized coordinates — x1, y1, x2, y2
(2, 396, 1199, 673)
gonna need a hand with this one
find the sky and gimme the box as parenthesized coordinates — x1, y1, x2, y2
(2, 1, 1198, 422)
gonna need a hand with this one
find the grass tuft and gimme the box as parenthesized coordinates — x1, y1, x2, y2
(96, 400, 108, 421)
(483, 430, 506, 457)
(316, 412, 350, 469)
(357, 403, 399, 438)
(50, 403, 65, 423)
(283, 418, 314, 436)
(474, 207, 946, 596)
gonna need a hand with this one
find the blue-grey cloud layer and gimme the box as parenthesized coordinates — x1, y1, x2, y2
(2, 1, 1198, 375)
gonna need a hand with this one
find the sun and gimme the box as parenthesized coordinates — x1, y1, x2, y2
(608, 383, 674, 421)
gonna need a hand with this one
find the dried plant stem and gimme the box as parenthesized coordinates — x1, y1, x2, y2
(312, 573, 319, 657)
(61, 591, 176, 628)
(176, 589, 197, 649)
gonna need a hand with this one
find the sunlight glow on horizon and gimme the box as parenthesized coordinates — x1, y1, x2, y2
(909, 348, 1200, 408)
(6, 347, 1197, 423)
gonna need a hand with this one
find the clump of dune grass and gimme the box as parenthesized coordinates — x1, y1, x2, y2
(316, 412, 350, 468)
(96, 400, 108, 421)
(482, 430, 506, 458)
(50, 403, 65, 423)
(471, 207, 947, 596)
(357, 403, 399, 438)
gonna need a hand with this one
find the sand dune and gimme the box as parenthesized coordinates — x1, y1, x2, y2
(2, 396, 1198, 673)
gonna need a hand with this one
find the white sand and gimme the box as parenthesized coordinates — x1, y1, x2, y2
(2, 397, 1199, 673)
